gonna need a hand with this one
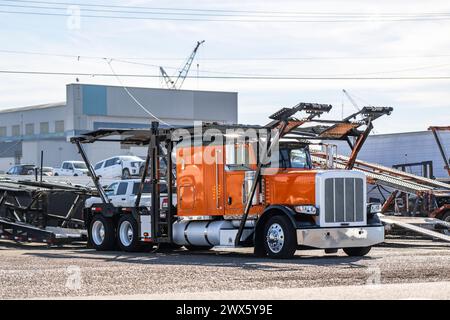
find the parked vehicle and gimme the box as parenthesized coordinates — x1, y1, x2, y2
(94, 156, 144, 179)
(73, 104, 392, 258)
(37, 167, 54, 176)
(54, 161, 88, 176)
(85, 179, 172, 209)
(6, 165, 36, 175)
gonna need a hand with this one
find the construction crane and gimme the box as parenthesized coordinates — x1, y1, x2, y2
(160, 40, 205, 90)
(342, 89, 361, 112)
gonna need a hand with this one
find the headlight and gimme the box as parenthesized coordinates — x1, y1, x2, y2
(294, 205, 317, 215)
(369, 203, 382, 214)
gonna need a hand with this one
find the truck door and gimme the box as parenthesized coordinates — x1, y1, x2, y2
(204, 146, 224, 215)
(224, 143, 248, 215)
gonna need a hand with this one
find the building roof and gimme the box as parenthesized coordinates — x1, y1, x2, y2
(69, 83, 238, 95)
(0, 102, 66, 114)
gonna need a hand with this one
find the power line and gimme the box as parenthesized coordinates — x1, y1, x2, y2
(2, 9, 450, 23)
(3, 0, 450, 16)
(3, 2, 450, 19)
(106, 59, 170, 126)
(2, 49, 450, 62)
(1, 69, 450, 80)
(2, 49, 450, 78)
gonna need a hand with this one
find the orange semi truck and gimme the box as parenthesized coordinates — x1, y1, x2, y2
(72, 103, 392, 259)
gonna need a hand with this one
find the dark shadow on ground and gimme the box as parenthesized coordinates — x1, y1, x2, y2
(21, 245, 374, 271)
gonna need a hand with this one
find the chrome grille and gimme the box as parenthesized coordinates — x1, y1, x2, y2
(324, 177, 364, 224)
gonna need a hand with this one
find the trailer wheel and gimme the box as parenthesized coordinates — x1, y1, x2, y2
(117, 215, 141, 252)
(89, 215, 115, 251)
(441, 211, 450, 235)
(343, 246, 372, 257)
(184, 245, 213, 251)
(122, 169, 131, 180)
(263, 215, 297, 259)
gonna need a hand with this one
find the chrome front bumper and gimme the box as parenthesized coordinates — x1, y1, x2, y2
(296, 225, 385, 249)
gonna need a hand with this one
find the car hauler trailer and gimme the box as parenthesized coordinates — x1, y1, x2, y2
(71, 103, 392, 258)
(0, 179, 93, 245)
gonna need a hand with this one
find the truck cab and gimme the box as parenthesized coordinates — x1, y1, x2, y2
(174, 139, 384, 258)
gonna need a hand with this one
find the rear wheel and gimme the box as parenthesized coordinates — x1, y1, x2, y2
(343, 246, 372, 257)
(263, 215, 297, 259)
(441, 211, 450, 235)
(89, 214, 115, 251)
(117, 215, 141, 252)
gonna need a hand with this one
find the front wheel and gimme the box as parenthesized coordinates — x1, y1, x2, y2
(263, 215, 297, 259)
(89, 214, 115, 251)
(117, 215, 141, 252)
(343, 246, 372, 257)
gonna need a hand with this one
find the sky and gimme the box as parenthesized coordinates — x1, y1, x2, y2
(1, 0, 450, 134)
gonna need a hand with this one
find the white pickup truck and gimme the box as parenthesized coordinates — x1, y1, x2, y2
(85, 179, 174, 209)
(54, 161, 89, 176)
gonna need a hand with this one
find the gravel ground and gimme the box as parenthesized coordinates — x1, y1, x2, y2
(0, 237, 449, 299)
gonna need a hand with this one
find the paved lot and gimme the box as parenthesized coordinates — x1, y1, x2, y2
(0, 237, 449, 299)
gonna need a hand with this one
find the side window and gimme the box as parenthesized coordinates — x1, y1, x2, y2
(62, 162, 69, 169)
(94, 162, 103, 170)
(117, 182, 128, 195)
(106, 183, 118, 196)
(105, 158, 118, 167)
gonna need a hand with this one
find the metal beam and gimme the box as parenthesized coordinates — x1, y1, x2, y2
(74, 140, 108, 204)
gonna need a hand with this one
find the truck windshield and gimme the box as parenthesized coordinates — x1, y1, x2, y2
(279, 148, 311, 169)
(73, 162, 87, 169)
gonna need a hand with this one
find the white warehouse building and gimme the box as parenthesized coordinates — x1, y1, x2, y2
(0, 83, 238, 172)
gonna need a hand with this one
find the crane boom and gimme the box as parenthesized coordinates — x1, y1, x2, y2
(159, 67, 175, 89)
(342, 89, 361, 111)
(160, 40, 205, 90)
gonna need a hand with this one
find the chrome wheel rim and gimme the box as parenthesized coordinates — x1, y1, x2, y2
(92, 220, 105, 246)
(266, 223, 285, 253)
(119, 221, 133, 247)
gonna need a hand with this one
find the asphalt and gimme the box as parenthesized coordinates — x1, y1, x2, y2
(0, 237, 449, 299)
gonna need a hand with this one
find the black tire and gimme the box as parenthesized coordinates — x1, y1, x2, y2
(54, 173, 59, 176)
(184, 245, 213, 251)
(441, 211, 450, 222)
(441, 211, 450, 235)
(263, 215, 297, 259)
(117, 215, 141, 252)
(74, 174, 78, 177)
(122, 168, 131, 180)
(343, 246, 372, 257)
(89, 214, 115, 251)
